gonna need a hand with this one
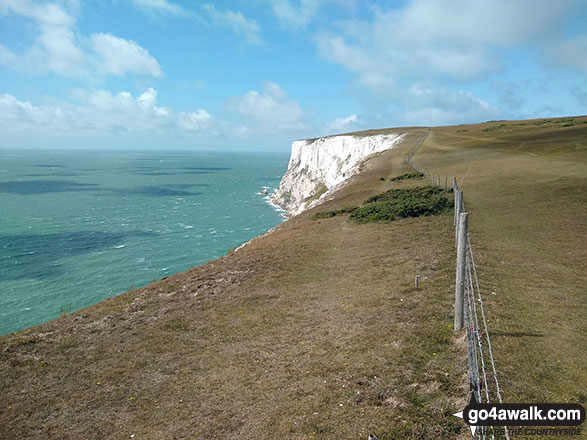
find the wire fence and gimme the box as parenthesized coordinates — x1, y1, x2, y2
(408, 133, 509, 440)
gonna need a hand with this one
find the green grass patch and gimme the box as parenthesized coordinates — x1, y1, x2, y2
(304, 183, 328, 204)
(351, 186, 452, 223)
(391, 171, 424, 181)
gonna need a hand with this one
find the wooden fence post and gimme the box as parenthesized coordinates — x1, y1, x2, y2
(455, 190, 463, 246)
(455, 212, 468, 331)
(445, 175, 448, 189)
(453, 177, 458, 192)
(454, 189, 461, 227)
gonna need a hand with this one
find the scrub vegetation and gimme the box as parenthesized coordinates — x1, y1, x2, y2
(310, 186, 452, 223)
(390, 171, 424, 181)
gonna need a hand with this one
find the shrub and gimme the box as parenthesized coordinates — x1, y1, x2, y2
(309, 206, 358, 220)
(349, 203, 396, 223)
(309, 186, 452, 224)
(364, 186, 445, 203)
(391, 171, 424, 181)
(350, 186, 452, 223)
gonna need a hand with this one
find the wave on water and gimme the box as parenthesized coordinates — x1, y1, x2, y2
(261, 189, 287, 219)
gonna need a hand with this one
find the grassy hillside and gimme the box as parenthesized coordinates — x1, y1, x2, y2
(1, 117, 585, 439)
(410, 117, 587, 406)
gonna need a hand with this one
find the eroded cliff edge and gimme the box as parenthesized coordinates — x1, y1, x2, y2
(271, 132, 405, 216)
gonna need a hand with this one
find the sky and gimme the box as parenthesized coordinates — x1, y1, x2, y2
(0, 0, 586, 151)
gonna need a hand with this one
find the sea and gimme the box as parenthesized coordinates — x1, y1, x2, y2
(0, 150, 288, 336)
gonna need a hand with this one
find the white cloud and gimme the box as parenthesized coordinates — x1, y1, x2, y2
(0, 88, 211, 135)
(228, 82, 308, 133)
(0, 1, 162, 79)
(131, 0, 187, 16)
(90, 33, 162, 77)
(270, 0, 320, 30)
(398, 84, 503, 126)
(313, 0, 587, 125)
(178, 109, 212, 131)
(379, 0, 574, 47)
(317, 0, 581, 90)
(568, 84, 587, 106)
(0, 93, 71, 129)
(268, 0, 356, 30)
(325, 114, 359, 134)
(203, 4, 262, 45)
(547, 34, 587, 74)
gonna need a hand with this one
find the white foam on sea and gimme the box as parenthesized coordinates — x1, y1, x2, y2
(263, 190, 287, 219)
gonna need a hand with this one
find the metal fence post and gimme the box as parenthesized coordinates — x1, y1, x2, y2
(455, 212, 468, 331)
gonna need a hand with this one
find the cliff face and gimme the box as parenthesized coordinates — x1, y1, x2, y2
(271, 133, 404, 216)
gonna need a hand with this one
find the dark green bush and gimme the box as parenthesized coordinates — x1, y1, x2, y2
(348, 203, 396, 223)
(364, 186, 445, 203)
(391, 171, 424, 181)
(309, 206, 358, 220)
(351, 186, 452, 223)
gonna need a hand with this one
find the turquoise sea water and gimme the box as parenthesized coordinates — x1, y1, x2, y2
(0, 150, 287, 335)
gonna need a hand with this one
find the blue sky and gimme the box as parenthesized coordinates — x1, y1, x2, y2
(1, 0, 586, 151)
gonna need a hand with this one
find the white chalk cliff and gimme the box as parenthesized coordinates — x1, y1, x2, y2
(271, 133, 405, 216)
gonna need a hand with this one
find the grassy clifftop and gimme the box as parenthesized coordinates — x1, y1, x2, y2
(1, 117, 585, 439)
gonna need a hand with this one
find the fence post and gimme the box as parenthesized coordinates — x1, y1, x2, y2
(455, 190, 463, 246)
(445, 175, 448, 189)
(454, 189, 461, 227)
(437, 175, 440, 186)
(455, 212, 468, 331)
(453, 177, 458, 192)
